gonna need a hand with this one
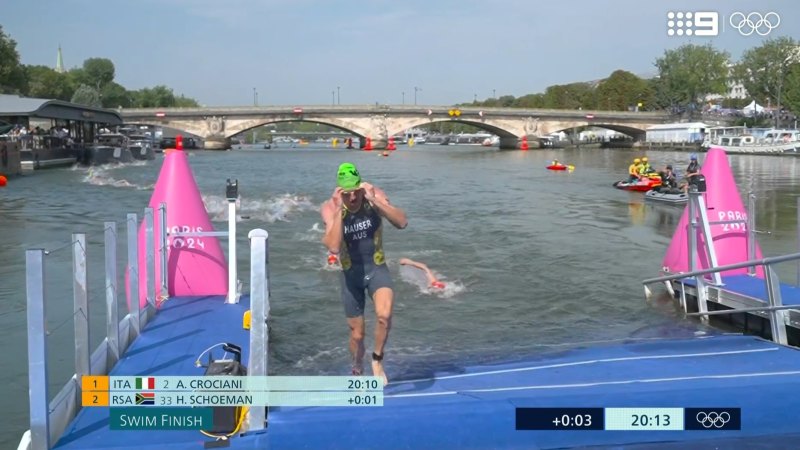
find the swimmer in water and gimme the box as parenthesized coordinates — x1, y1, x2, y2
(327, 252, 339, 265)
(398, 258, 446, 289)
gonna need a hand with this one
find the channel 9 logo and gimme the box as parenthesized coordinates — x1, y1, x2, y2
(667, 11, 781, 37)
(666, 12, 719, 36)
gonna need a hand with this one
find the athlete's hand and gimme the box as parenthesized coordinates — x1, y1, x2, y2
(360, 182, 377, 202)
(331, 187, 344, 209)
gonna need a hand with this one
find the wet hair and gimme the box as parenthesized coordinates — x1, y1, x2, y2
(666, 165, 673, 170)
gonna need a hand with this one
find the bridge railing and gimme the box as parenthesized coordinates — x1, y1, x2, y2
(118, 105, 673, 120)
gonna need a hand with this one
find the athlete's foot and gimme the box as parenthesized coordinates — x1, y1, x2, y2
(351, 364, 364, 376)
(371, 360, 388, 386)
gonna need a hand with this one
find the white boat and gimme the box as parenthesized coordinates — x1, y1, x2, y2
(703, 127, 800, 154)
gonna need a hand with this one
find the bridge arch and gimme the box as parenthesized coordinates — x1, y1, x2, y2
(385, 117, 518, 141)
(548, 123, 647, 140)
(225, 118, 365, 138)
(224, 118, 370, 140)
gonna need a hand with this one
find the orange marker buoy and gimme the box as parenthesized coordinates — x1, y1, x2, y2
(520, 136, 529, 151)
(364, 137, 373, 151)
(0, 175, 7, 187)
(387, 137, 396, 151)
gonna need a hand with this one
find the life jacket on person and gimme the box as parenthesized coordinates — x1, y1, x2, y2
(629, 159, 641, 176)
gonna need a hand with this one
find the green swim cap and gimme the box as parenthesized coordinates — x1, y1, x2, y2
(337, 162, 361, 191)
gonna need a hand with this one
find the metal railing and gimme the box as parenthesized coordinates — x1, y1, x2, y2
(21, 182, 245, 449)
(643, 252, 800, 346)
(643, 188, 800, 346)
(23, 209, 158, 450)
(247, 229, 270, 431)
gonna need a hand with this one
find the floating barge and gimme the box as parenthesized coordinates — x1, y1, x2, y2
(18, 145, 800, 450)
(643, 147, 800, 346)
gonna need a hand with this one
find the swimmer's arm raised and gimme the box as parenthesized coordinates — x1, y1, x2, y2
(399, 258, 438, 285)
(364, 184, 407, 229)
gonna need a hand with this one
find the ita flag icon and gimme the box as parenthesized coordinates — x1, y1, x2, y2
(136, 377, 155, 390)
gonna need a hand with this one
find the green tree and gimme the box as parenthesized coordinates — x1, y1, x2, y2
(101, 81, 132, 108)
(23, 65, 75, 101)
(132, 85, 177, 107)
(542, 83, 595, 109)
(647, 77, 679, 111)
(595, 70, 650, 111)
(513, 93, 546, 108)
(655, 43, 730, 117)
(496, 95, 516, 107)
(783, 64, 800, 119)
(735, 37, 799, 125)
(174, 95, 200, 107)
(81, 58, 115, 90)
(0, 25, 26, 93)
(71, 84, 102, 107)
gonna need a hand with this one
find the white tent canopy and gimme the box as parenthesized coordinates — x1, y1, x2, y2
(743, 100, 765, 115)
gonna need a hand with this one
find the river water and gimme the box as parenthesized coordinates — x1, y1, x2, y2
(2, 144, 800, 446)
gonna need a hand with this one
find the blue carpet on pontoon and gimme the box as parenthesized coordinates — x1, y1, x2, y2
(54, 295, 800, 449)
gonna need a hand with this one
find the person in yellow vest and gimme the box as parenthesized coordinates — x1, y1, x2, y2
(636, 158, 647, 176)
(641, 157, 653, 174)
(628, 158, 641, 183)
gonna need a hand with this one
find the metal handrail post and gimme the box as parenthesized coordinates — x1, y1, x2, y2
(226, 198, 238, 303)
(127, 214, 141, 335)
(688, 190, 697, 275)
(226, 179, 240, 304)
(797, 196, 800, 286)
(764, 265, 789, 345)
(145, 208, 156, 311)
(26, 249, 50, 450)
(248, 229, 269, 431)
(695, 194, 722, 286)
(104, 222, 120, 367)
(687, 191, 708, 321)
(749, 192, 756, 276)
(158, 202, 168, 299)
(72, 233, 90, 399)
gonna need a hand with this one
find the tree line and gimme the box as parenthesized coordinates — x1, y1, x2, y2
(462, 39, 800, 121)
(0, 25, 199, 109)
(2, 23, 798, 119)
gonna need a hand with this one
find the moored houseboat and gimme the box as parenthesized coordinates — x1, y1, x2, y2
(0, 94, 123, 171)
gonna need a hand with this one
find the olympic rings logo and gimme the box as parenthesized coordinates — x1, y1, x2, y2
(729, 12, 780, 36)
(695, 411, 731, 429)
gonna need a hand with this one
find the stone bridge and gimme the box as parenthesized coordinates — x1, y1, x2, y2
(119, 105, 675, 150)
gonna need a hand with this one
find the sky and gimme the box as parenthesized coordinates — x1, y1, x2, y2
(3, 0, 799, 107)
